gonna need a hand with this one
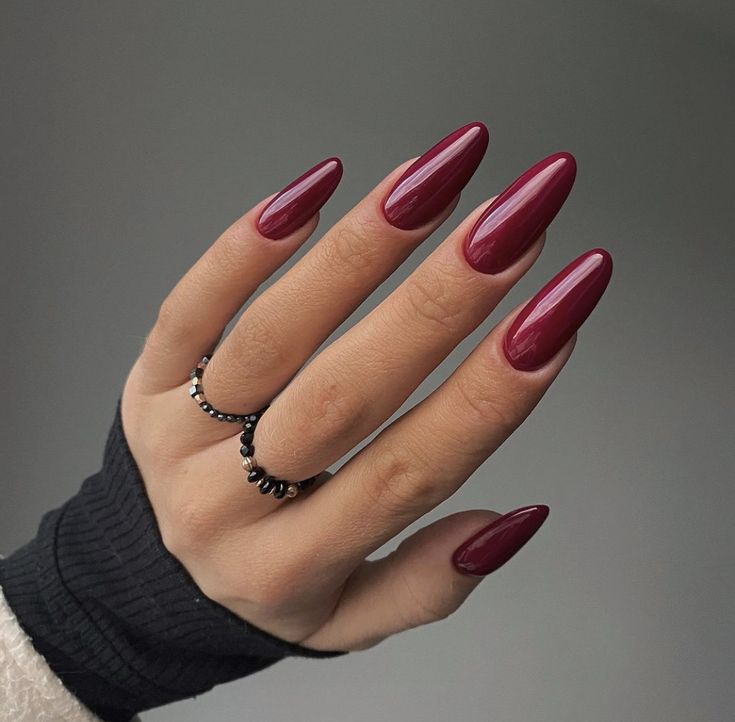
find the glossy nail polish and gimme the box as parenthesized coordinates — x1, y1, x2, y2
(452, 505, 549, 576)
(504, 248, 613, 371)
(382, 122, 489, 230)
(464, 152, 577, 273)
(257, 157, 343, 240)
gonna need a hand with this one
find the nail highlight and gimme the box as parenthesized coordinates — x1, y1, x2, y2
(382, 122, 489, 230)
(257, 157, 343, 240)
(503, 248, 613, 371)
(452, 505, 549, 576)
(464, 152, 577, 274)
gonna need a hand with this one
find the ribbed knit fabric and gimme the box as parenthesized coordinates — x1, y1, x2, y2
(0, 398, 346, 721)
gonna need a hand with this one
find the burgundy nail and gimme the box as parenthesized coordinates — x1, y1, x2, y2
(257, 157, 343, 240)
(382, 122, 489, 230)
(464, 152, 577, 274)
(503, 249, 613, 371)
(452, 505, 549, 576)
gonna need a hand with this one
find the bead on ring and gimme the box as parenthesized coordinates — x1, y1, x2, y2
(189, 355, 317, 500)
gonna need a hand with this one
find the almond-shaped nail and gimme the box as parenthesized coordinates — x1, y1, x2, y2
(464, 152, 576, 273)
(257, 157, 343, 240)
(382, 122, 489, 230)
(504, 248, 613, 371)
(452, 505, 549, 576)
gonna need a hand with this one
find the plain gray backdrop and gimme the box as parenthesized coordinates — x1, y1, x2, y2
(1, 2, 734, 721)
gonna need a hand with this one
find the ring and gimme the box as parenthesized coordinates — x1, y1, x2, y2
(188, 355, 319, 500)
(239, 438, 318, 499)
(189, 355, 267, 423)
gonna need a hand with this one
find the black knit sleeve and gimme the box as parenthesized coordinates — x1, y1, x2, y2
(0, 398, 346, 721)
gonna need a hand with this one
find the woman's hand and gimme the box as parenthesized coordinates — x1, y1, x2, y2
(121, 122, 611, 651)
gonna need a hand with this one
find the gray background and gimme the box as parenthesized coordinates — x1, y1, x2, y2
(1, 1, 733, 720)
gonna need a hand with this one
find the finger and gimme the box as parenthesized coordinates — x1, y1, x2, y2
(258, 152, 575, 479)
(203, 122, 489, 414)
(287, 248, 612, 566)
(299, 506, 549, 651)
(137, 157, 343, 393)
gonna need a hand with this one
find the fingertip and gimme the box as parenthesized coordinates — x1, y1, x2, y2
(451, 504, 550, 577)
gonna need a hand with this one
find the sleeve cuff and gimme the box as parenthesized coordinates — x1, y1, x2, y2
(0, 397, 346, 721)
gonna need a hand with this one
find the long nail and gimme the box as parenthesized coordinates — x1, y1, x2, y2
(464, 152, 577, 274)
(452, 505, 549, 576)
(257, 157, 343, 240)
(382, 122, 489, 230)
(504, 249, 613, 371)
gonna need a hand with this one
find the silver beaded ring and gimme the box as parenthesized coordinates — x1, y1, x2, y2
(189, 355, 317, 500)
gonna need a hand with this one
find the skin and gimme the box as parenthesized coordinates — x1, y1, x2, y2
(121, 155, 578, 652)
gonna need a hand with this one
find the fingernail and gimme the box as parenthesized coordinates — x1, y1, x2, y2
(464, 152, 577, 274)
(452, 505, 549, 576)
(503, 248, 613, 371)
(257, 157, 343, 240)
(382, 122, 489, 230)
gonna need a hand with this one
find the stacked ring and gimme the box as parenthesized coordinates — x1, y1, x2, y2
(189, 356, 267, 423)
(239, 430, 318, 499)
(189, 355, 318, 500)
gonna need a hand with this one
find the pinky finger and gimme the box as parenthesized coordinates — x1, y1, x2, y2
(138, 157, 343, 393)
(299, 505, 548, 652)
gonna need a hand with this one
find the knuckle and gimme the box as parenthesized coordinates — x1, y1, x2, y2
(137, 421, 180, 466)
(360, 443, 434, 517)
(159, 493, 218, 559)
(451, 373, 522, 436)
(393, 565, 454, 629)
(400, 270, 467, 332)
(237, 306, 292, 371)
(152, 295, 186, 345)
(208, 230, 247, 269)
(304, 370, 367, 443)
(321, 219, 379, 274)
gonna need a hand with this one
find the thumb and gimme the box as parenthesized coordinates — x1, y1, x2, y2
(301, 505, 549, 651)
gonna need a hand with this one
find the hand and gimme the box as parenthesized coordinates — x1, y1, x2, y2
(121, 122, 612, 651)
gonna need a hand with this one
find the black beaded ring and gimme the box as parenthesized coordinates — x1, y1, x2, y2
(238, 421, 318, 500)
(189, 355, 318, 500)
(189, 355, 268, 423)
